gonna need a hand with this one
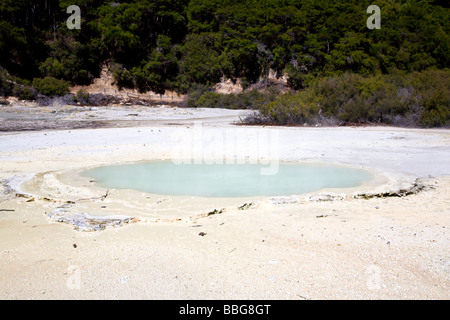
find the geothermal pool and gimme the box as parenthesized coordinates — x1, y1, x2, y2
(82, 161, 373, 198)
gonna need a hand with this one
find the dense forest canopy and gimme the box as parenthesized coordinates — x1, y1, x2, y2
(1, 0, 448, 90)
(0, 0, 449, 127)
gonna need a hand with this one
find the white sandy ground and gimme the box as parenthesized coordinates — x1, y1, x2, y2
(0, 106, 449, 299)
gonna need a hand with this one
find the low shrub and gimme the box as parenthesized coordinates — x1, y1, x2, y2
(407, 70, 450, 127)
(241, 70, 449, 127)
(32, 76, 70, 97)
(186, 88, 279, 110)
(259, 90, 319, 125)
(12, 84, 36, 100)
(419, 105, 449, 127)
(73, 89, 90, 104)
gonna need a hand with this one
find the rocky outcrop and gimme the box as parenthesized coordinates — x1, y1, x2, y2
(47, 204, 135, 232)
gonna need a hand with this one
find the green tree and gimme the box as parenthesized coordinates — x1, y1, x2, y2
(179, 33, 224, 86)
(132, 35, 179, 94)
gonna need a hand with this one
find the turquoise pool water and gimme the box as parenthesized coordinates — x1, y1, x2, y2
(82, 161, 372, 198)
